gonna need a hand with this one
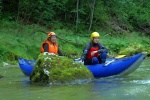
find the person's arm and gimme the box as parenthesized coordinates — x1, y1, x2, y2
(98, 44, 108, 53)
(58, 48, 63, 56)
(81, 43, 91, 61)
(43, 43, 49, 52)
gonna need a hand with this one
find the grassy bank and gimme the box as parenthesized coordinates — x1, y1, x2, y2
(0, 21, 150, 64)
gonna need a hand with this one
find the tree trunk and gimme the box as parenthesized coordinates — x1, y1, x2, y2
(76, 0, 79, 32)
(88, 0, 96, 31)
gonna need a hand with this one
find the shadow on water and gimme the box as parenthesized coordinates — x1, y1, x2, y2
(0, 57, 150, 100)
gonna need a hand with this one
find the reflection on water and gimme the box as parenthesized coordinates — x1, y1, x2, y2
(0, 58, 150, 100)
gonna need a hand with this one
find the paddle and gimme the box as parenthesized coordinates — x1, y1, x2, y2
(74, 54, 126, 65)
(115, 55, 126, 58)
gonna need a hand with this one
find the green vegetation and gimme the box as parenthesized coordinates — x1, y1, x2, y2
(30, 52, 93, 84)
(0, 0, 150, 63)
(1, 0, 149, 34)
(103, 32, 150, 56)
(0, 20, 150, 64)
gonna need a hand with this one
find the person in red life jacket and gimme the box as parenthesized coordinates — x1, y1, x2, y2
(40, 32, 63, 56)
(81, 32, 107, 65)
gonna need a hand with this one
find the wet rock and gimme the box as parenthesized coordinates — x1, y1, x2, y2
(2, 62, 9, 67)
(30, 52, 93, 85)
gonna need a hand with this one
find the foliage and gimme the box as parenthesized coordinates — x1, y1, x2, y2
(101, 32, 150, 56)
(104, 0, 150, 35)
(0, 20, 150, 64)
(30, 52, 93, 85)
(119, 43, 144, 56)
(0, 0, 2, 19)
(104, 37, 128, 53)
(0, 20, 47, 62)
(1, 0, 149, 33)
(0, 74, 2, 78)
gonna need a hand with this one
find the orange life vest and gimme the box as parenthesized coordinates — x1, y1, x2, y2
(86, 46, 99, 59)
(40, 40, 58, 54)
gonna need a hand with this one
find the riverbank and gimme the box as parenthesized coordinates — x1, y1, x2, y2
(0, 21, 150, 64)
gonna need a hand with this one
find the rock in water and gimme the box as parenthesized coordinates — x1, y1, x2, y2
(30, 52, 93, 85)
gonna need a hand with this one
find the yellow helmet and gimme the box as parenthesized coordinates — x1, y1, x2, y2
(48, 32, 56, 37)
(90, 32, 100, 40)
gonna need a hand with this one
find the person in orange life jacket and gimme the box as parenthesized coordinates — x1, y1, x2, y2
(40, 32, 63, 56)
(81, 32, 108, 65)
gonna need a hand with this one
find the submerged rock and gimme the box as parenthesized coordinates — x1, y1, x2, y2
(30, 52, 93, 85)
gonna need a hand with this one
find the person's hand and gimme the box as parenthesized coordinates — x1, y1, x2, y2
(91, 51, 98, 56)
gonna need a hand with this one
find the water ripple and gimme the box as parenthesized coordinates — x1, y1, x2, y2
(131, 80, 150, 85)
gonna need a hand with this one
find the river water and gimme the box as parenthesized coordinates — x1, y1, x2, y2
(0, 58, 150, 100)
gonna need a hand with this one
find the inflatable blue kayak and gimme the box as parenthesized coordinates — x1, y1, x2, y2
(18, 52, 147, 78)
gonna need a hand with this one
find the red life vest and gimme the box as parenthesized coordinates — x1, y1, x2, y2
(40, 40, 58, 54)
(86, 46, 99, 59)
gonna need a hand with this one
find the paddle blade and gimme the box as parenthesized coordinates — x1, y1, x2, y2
(115, 55, 126, 58)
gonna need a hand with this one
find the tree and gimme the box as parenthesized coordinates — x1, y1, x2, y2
(75, 0, 79, 32)
(0, 0, 2, 19)
(87, 0, 96, 31)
